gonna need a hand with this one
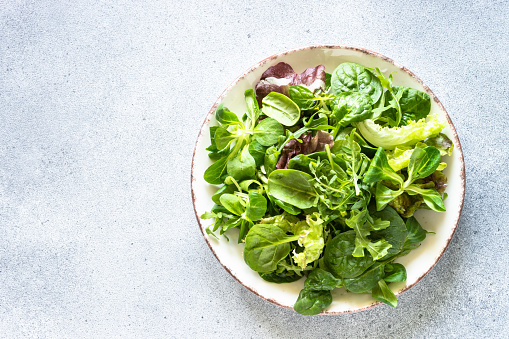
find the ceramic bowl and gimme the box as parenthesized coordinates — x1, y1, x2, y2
(191, 45, 465, 314)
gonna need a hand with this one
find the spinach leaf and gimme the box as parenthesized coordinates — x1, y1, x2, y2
(262, 92, 301, 126)
(325, 72, 332, 89)
(344, 263, 384, 293)
(331, 92, 373, 129)
(294, 289, 332, 315)
(369, 67, 403, 127)
(331, 62, 382, 103)
(304, 268, 342, 291)
(253, 118, 284, 146)
(372, 279, 397, 307)
(288, 154, 315, 173)
(227, 145, 256, 181)
(383, 263, 407, 282)
(245, 192, 267, 221)
(267, 169, 317, 209)
(403, 216, 428, 249)
(323, 231, 374, 278)
(363, 147, 404, 186)
(370, 206, 407, 257)
(243, 223, 300, 272)
(289, 85, 316, 110)
(259, 271, 303, 284)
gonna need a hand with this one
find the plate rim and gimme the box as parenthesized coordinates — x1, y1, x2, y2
(190, 44, 466, 315)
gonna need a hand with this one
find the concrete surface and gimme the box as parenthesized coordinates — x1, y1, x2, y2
(1, 0, 508, 338)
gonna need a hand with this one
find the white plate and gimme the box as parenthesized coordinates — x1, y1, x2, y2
(191, 45, 465, 314)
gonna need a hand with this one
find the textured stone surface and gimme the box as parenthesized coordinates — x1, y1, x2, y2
(1, 0, 508, 337)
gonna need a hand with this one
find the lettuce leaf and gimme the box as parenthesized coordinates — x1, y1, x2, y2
(291, 213, 325, 269)
(355, 113, 446, 150)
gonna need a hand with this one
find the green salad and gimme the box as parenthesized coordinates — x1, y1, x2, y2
(201, 61, 453, 315)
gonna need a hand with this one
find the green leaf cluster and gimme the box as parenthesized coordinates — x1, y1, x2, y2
(200, 61, 452, 315)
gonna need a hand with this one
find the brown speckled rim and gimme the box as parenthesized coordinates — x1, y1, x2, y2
(190, 45, 466, 315)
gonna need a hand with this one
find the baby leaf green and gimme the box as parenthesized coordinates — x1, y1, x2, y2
(219, 194, 245, 216)
(267, 169, 317, 209)
(243, 224, 300, 273)
(244, 89, 260, 129)
(304, 268, 342, 291)
(331, 91, 373, 128)
(289, 85, 316, 110)
(293, 289, 332, 315)
(372, 280, 398, 307)
(214, 127, 234, 150)
(406, 146, 441, 181)
(383, 263, 407, 283)
(262, 92, 301, 126)
(323, 231, 374, 279)
(245, 192, 267, 221)
(343, 263, 384, 293)
(227, 145, 256, 181)
(363, 147, 404, 186)
(253, 118, 284, 146)
(331, 62, 382, 103)
(216, 104, 241, 126)
(204, 156, 229, 184)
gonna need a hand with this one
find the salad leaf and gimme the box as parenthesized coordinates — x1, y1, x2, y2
(243, 223, 300, 273)
(331, 92, 373, 131)
(267, 169, 317, 209)
(304, 268, 342, 291)
(255, 62, 326, 105)
(259, 271, 303, 284)
(363, 147, 404, 186)
(392, 86, 431, 126)
(355, 113, 446, 149)
(344, 263, 385, 293)
(291, 213, 325, 269)
(245, 192, 268, 221)
(383, 263, 407, 283)
(289, 85, 316, 110)
(253, 118, 284, 146)
(216, 104, 242, 126)
(323, 231, 374, 278)
(262, 92, 301, 126)
(372, 279, 397, 307)
(276, 131, 334, 169)
(370, 206, 407, 257)
(293, 289, 332, 315)
(331, 62, 382, 103)
(346, 209, 392, 261)
(227, 145, 256, 181)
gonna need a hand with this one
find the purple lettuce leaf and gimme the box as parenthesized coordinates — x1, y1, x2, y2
(276, 131, 334, 169)
(255, 62, 326, 106)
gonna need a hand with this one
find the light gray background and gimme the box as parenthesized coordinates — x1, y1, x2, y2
(1, 0, 508, 338)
